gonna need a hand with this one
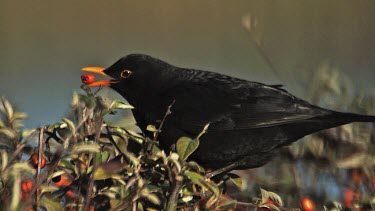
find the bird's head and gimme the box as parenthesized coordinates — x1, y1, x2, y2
(81, 54, 172, 98)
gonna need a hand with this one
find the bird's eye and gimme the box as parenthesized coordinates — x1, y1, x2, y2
(120, 70, 132, 78)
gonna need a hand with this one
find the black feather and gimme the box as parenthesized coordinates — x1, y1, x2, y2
(103, 54, 375, 170)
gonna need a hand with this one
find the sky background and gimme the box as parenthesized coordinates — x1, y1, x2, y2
(1, 0, 375, 128)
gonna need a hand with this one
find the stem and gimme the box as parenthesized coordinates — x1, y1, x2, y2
(166, 175, 183, 211)
(84, 119, 104, 211)
(205, 162, 237, 178)
(236, 201, 257, 207)
(0, 130, 38, 174)
(154, 100, 174, 141)
(132, 202, 137, 211)
(36, 127, 44, 209)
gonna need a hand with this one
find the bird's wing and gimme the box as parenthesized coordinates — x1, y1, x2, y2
(163, 76, 330, 134)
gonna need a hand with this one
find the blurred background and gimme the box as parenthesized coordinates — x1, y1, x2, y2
(1, 0, 375, 209)
(2, 0, 375, 128)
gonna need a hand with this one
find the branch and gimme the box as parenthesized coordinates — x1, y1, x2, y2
(35, 127, 44, 209)
(166, 175, 183, 211)
(84, 119, 104, 211)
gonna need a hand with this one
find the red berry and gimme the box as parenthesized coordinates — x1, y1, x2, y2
(81, 74, 95, 85)
(41, 156, 46, 168)
(302, 197, 315, 211)
(344, 188, 353, 207)
(53, 174, 72, 187)
(20, 192, 29, 199)
(351, 169, 363, 184)
(21, 180, 33, 193)
(65, 190, 75, 199)
(29, 153, 46, 169)
(265, 199, 276, 205)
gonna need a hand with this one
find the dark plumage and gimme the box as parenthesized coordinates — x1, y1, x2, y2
(85, 54, 375, 170)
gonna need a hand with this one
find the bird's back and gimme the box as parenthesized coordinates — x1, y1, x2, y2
(103, 54, 375, 170)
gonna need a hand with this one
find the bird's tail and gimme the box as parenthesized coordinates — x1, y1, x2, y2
(331, 111, 375, 124)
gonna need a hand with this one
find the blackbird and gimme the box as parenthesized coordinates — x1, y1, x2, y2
(82, 54, 375, 172)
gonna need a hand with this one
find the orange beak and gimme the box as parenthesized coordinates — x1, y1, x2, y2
(81, 66, 117, 87)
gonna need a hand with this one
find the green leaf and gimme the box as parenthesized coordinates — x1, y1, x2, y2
(40, 185, 59, 194)
(22, 129, 36, 139)
(99, 189, 117, 199)
(186, 161, 205, 173)
(10, 172, 20, 211)
(260, 188, 283, 207)
(124, 151, 140, 166)
(216, 200, 237, 210)
(72, 143, 101, 153)
(182, 195, 193, 203)
(112, 136, 139, 166)
(231, 177, 243, 189)
(58, 159, 75, 170)
(40, 197, 63, 211)
(184, 170, 205, 184)
(111, 127, 144, 144)
(176, 137, 199, 162)
(168, 153, 182, 173)
(140, 190, 160, 205)
(199, 179, 220, 198)
(1, 98, 13, 119)
(0, 128, 16, 139)
(71, 92, 79, 108)
(47, 170, 67, 182)
(227, 173, 243, 189)
(79, 94, 96, 108)
(125, 129, 144, 139)
(11, 112, 28, 121)
(169, 152, 179, 161)
(101, 151, 110, 163)
(1, 150, 8, 171)
(184, 170, 220, 199)
(11, 162, 34, 174)
(62, 118, 76, 133)
(110, 100, 134, 110)
(146, 125, 158, 132)
(146, 184, 159, 193)
(94, 165, 112, 180)
(115, 137, 128, 154)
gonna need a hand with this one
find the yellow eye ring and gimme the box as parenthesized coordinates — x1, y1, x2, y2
(121, 70, 132, 78)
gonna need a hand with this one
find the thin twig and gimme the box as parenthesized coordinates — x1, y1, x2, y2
(93, 86, 104, 95)
(1, 130, 39, 173)
(125, 175, 140, 191)
(150, 100, 175, 153)
(132, 202, 137, 211)
(235, 201, 257, 207)
(36, 127, 44, 209)
(84, 119, 104, 211)
(153, 100, 175, 142)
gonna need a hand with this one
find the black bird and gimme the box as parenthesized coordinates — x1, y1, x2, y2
(82, 54, 375, 172)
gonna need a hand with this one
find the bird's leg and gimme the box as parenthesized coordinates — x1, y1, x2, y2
(205, 162, 238, 178)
